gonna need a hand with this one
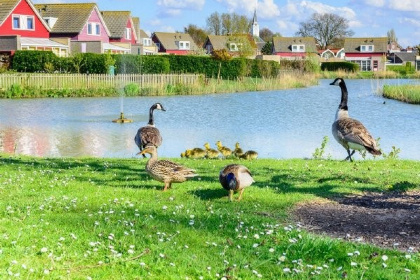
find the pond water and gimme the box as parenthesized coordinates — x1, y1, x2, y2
(0, 79, 419, 160)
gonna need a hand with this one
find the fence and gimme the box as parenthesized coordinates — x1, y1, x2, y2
(0, 73, 202, 90)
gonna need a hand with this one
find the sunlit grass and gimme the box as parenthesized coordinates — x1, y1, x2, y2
(0, 155, 419, 279)
(383, 84, 420, 104)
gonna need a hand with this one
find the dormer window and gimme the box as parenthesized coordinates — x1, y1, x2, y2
(292, 44, 305, 52)
(360, 45, 374, 52)
(12, 15, 35, 30)
(178, 41, 190, 50)
(229, 43, 242, 51)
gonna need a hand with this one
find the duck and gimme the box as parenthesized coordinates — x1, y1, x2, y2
(233, 142, 244, 158)
(204, 142, 220, 159)
(219, 164, 255, 201)
(330, 78, 381, 161)
(239, 150, 258, 160)
(185, 148, 207, 159)
(138, 145, 197, 191)
(216, 141, 232, 158)
(134, 103, 166, 158)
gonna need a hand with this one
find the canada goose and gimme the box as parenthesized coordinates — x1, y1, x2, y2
(134, 103, 166, 157)
(233, 142, 244, 158)
(139, 145, 197, 191)
(219, 164, 255, 201)
(330, 78, 381, 161)
(239, 150, 258, 160)
(216, 141, 232, 158)
(204, 142, 220, 159)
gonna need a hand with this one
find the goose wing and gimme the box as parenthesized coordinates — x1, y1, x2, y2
(152, 160, 197, 178)
(135, 126, 162, 149)
(336, 118, 378, 150)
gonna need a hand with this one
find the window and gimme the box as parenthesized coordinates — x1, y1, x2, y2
(292, 44, 305, 52)
(178, 40, 190, 50)
(360, 45, 374, 52)
(142, 38, 151, 46)
(13, 16, 20, 29)
(350, 60, 371, 71)
(12, 15, 34, 30)
(125, 28, 131, 40)
(87, 23, 100, 35)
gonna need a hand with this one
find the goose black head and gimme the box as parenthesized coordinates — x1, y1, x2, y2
(152, 103, 166, 111)
(330, 78, 344, 86)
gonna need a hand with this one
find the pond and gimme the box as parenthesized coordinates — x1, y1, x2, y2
(0, 79, 419, 160)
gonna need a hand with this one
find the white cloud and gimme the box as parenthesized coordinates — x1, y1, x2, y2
(399, 17, 420, 27)
(258, 0, 281, 18)
(157, 0, 205, 10)
(364, 0, 385, 7)
(388, 0, 420, 11)
(275, 19, 298, 36)
(299, 1, 357, 20)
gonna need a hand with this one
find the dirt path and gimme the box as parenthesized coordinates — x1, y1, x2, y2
(293, 191, 420, 252)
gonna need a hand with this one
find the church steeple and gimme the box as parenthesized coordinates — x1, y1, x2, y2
(251, 8, 259, 37)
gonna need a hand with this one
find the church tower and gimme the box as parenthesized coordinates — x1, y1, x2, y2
(251, 8, 259, 38)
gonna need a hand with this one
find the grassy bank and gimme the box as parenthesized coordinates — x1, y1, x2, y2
(0, 73, 318, 98)
(0, 154, 419, 279)
(382, 84, 420, 104)
(318, 70, 420, 80)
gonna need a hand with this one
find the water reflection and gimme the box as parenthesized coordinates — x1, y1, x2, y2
(0, 79, 419, 160)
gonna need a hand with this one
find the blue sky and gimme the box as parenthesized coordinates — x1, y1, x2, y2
(33, 0, 420, 48)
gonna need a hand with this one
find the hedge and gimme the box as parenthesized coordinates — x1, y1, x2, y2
(321, 61, 359, 72)
(10, 51, 284, 78)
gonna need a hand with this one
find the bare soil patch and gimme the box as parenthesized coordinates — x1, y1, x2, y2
(293, 191, 420, 252)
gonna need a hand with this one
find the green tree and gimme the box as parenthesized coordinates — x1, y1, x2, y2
(261, 41, 273, 55)
(184, 24, 208, 47)
(207, 12, 251, 35)
(206, 12, 222, 35)
(296, 13, 354, 49)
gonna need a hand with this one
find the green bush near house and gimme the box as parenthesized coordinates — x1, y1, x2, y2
(11, 50, 57, 72)
(386, 63, 415, 76)
(321, 61, 359, 72)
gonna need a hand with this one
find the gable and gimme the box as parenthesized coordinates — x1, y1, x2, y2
(0, 0, 50, 37)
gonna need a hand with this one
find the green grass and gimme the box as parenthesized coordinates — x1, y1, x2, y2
(0, 154, 419, 279)
(383, 84, 420, 104)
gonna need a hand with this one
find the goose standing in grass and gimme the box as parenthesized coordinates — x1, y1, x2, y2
(216, 141, 232, 158)
(330, 78, 381, 161)
(204, 142, 220, 159)
(233, 142, 244, 158)
(134, 103, 166, 157)
(139, 145, 197, 191)
(219, 164, 254, 201)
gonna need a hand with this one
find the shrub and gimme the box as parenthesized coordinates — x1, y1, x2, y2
(11, 50, 57, 72)
(321, 61, 359, 72)
(124, 83, 140, 96)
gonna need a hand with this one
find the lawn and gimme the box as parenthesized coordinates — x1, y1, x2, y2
(0, 154, 419, 279)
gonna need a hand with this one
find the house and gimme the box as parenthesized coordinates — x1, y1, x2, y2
(139, 29, 157, 55)
(343, 37, 387, 71)
(319, 48, 345, 62)
(101, 11, 139, 54)
(34, 2, 127, 54)
(203, 34, 257, 57)
(151, 32, 198, 55)
(0, 0, 69, 57)
(387, 51, 417, 66)
(272, 36, 318, 59)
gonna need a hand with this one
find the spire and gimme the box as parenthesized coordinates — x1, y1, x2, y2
(251, 5, 259, 37)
